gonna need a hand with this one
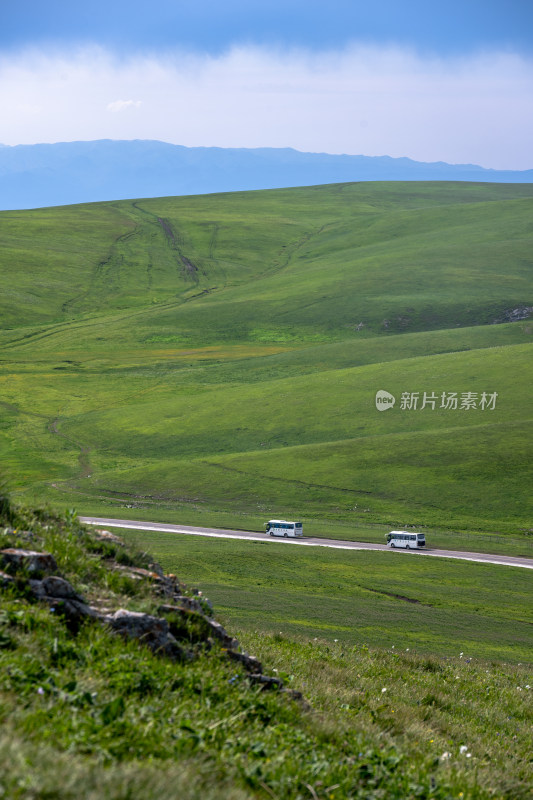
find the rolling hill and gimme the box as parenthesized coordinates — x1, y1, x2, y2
(1, 181, 532, 543)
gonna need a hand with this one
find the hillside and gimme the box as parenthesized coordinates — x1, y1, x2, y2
(0, 500, 531, 799)
(1, 181, 532, 544)
(1, 139, 533, 210)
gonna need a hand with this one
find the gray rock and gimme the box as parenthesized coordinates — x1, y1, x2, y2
(158, 597, 203, 614)
(92, 529, 125, 546)
(29, 575, 84, 601)
(226, 649, 262, 674)
(249, 674, 283, 690)
(29, 576, 99, 623)
(112, 564, 158, 581)
(203, 618, 239, 650)
(157, 605, 238, 648)
(0, 549, 58, 575)
(103, 608, 187, 660)
(0, 569, 14, 588)
(41, 575, 84, 599)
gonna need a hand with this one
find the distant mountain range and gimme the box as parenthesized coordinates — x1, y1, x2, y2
(0, 139, 531, 210)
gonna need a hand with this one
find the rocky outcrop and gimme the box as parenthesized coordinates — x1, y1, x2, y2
(158, 597, 203, 614)
(102, 609, 188, 661)
(112, 564, 189, 602)
(0, 543, 305, 701)
(92, 529, 125, 546)
(493, 306, 533, 324)
(0, 548, 58, 575)
(29, 575, 99, 626)
(226, 649, 262, 674)
(157, 604, 239, 650)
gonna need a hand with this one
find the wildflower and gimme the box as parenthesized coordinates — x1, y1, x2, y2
(516, 687, 522, 691)
(381, 687, 387, 693)
(459, 745, 468, 754)
(440, 752, 451, 761)
(37, 687, 44, 695)
(526, 685, 530, 690)
(459, 652, 463, 658)
(406, 648, 410, 652)
(334, 639, 338, 642)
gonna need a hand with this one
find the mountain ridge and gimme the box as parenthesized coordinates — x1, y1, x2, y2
(1, 138, 532, 210)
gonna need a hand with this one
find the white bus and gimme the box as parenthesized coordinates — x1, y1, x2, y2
(387, 530, 425, 549)
(265, 520, 303, 538)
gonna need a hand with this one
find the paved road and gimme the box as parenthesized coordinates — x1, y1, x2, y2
(79, 516, 533, 570)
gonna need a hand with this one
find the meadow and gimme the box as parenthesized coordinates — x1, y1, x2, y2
(111, 528, 533, 664)
(1, 181, 532, 549)
(0, 501, 531, 799)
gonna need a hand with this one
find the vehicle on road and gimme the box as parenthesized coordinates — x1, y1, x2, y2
(265, 520, 303, 537)
(387, 530, 425, 549)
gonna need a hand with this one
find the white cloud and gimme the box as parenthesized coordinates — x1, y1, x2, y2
(107, 99, 142, 112)
(0, 44, 531, 169)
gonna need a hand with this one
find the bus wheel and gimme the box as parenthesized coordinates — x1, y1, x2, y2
(390, 543, 395, 548)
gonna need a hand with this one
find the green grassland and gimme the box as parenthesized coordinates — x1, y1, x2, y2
(110, 528, 533, 664)
(1, 182, 533, 549)
(1, 502, 531, 799)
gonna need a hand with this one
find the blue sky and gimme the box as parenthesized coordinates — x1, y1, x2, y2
(2, 1, 532, 55)
(1, 1, 532, 168)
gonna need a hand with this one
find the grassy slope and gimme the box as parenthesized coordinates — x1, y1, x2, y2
(1, 182, 533, 546)
(111, 527, 533, 663)
(1, 502, 531, 799)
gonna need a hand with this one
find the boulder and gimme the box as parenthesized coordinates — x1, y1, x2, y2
(29, 575, 99, 625)
(92, 529, 125, 546)
(249, 674, 283, 691)
(206, 618, 239, 650)
(0, 549, 58, 575)
(103, 608, 187, 660)
(41, 575, 83, 599)
(157, 605, 239, 649)
(226, 649, 262, 674)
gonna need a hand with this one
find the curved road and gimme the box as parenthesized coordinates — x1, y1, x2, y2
(79, 516, 533, 570)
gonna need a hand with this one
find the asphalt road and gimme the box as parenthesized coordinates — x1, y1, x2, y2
(79, 516, 533, 570)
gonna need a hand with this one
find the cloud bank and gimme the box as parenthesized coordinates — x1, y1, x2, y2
(1, 45, 532, 170)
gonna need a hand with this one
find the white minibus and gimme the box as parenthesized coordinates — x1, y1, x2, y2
(387, 530, 425, 549)
(265, 520, 303, 538)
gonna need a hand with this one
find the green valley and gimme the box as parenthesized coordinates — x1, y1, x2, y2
(1, 181, 532, 549)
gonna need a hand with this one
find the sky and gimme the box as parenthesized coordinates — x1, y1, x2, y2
(1, 1, 532, 169)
